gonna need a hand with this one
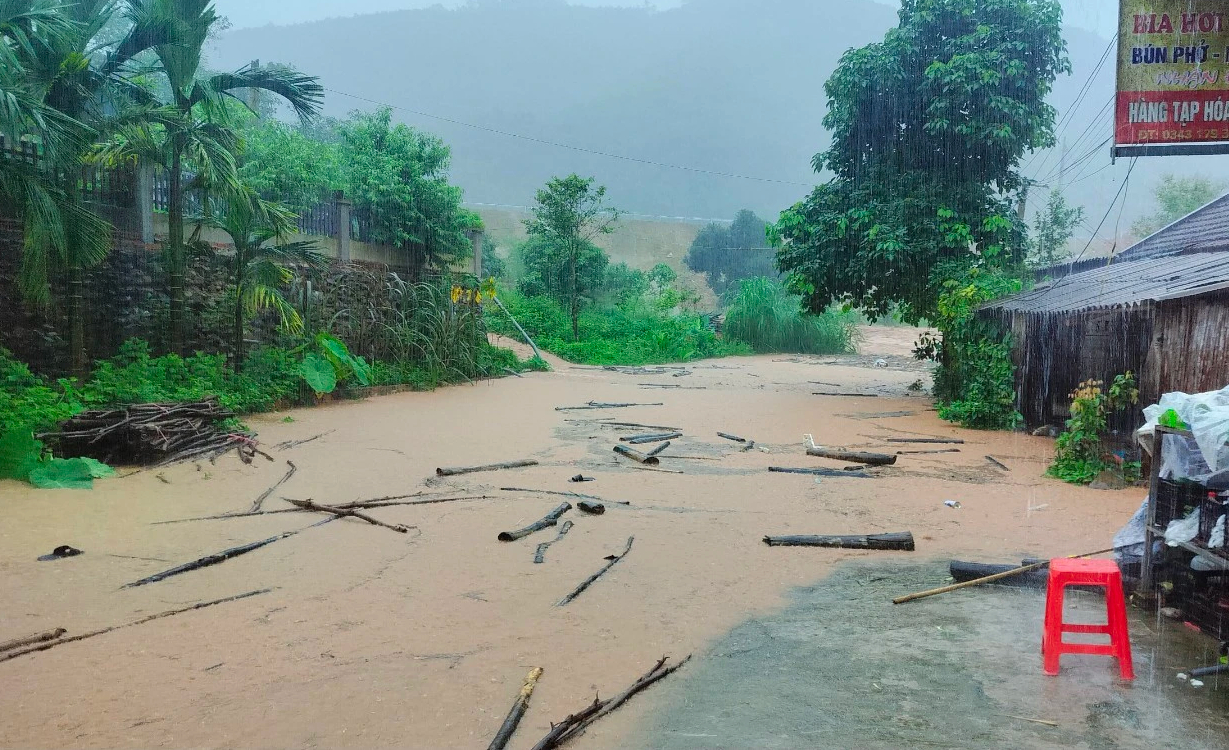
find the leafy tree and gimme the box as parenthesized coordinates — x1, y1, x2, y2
(601, 262, 649, 306)
(338, 108, 477, 278)
(202, 186, 326, 367)
(481, 238, 507, 280)
(774, 0, 1068, 323)
(514, 235, 608, 307)
(116, 0, 323, 356)
(523, 174, 620, 340)
(684, 209, 775, 297)
(238, 117, 343, 211)
(1131, 174, 1227, 237)
(1029, 189, 1084, 269)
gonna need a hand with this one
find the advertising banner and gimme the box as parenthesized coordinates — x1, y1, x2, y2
(1116, 1, 1229, 156)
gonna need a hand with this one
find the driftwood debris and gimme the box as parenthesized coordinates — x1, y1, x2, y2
(769, 466, 870, 478)
(896, 448, 962, 455)
(717, 432, 748, 443)
(555, 402, 664, 411)
(250, 460, 297, 513)
(763, 532, 915, 551)
(557, 537, 635, 606)
(284, 498, 410, 533)
(621, 432, 682, 444)
(567, 420, 682, 431)
(501, 487, 631, 506)
(42, 399, 258, 466)
(499, 503, 572, 542)
(0, 589, 271, 664)
(436, 459, 539, 477)
(272, 430, 335, 451)
(985, 455, 1010, 471)
(577, 501, 605, 515)
(806, 446, 896, 466)
(528, 655, 691, 750)
(613, 445, 660, 465)
(813, 392, 878, 398)
(644, 441, 671, 458)
(884, 437, 965, 445)
(892, 547, 1117, 604)
(0, 628, 66, 654)
(488, 667, 545, 750)
(155, 494, 493, 524)
(534, 521, 574, 564)
(122, 519, 335, 588)
(503, 368, 525, 379)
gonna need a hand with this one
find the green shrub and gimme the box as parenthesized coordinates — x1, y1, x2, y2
(1048, 373, 1139, 484)
(723, 277, 859, 354)
(0, 349, 80, 433)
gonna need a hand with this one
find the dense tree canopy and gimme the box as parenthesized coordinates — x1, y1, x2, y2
(684, 209, 776, 297)
(774, 0, 1069, 323)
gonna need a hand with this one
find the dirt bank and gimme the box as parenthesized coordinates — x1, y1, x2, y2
(0, 328, 1160, 749)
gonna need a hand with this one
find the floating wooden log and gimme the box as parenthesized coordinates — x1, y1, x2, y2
(528, 655, 691, 750)
(122, 518, 336, 588)
(806, 446, 896, 466)
(250, 460, 297, 513)
(884, 438, 965, 445)
(557, 537, 635, 606)
(555, 402, 664, 411)
(501, 487, 631, 506)
(896, 449, 962, 455)
(0, 589, 271, 664)
(613, 445, 660, 465)
(284, 498, 410, 533)
(621, 432, 682, 444)
(717, 432, 748, 443)
(570, 420, 682, 431)
(436, 459, 539, 477)
(534, 521, 574, 564)
(644, 441, 671, 458)
(813, 392, 878, 397)
(985, 455, 1010, 471)
(763, 532, 915, 551)
(488, 667, 545, 750)
(273, 430, 335, 451)
(769, 466, 869, 478)
(892, 547, 1117, 604)
(499, 503, 572, 542)
(0, 628, 66, 654)
(577, 501, 605, 515)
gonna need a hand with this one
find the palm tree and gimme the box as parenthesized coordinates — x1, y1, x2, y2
(18, 0, 174, 377)
(205, 186, 325, 368)
(125, 0, 323, 356)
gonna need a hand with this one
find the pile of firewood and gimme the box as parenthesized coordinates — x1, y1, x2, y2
(43, 399, 261, 466)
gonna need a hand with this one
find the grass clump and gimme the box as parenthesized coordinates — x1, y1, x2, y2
(723, 277, 859, 355)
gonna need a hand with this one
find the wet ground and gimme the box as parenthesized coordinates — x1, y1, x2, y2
(636, 561, 1229, 749)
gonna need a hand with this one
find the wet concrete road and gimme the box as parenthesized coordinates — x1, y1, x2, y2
(635, 561, 1229, 749)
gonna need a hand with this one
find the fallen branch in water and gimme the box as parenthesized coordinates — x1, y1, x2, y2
(153, 494, 492, 524)
(613, 445, 660, 465)
(528, 654, 691, 749)
(884, 437, 964, 445)
(283, 498, 411, 533)
(249, 460, 297, 513)
(620, 432, 682, 444)
(555, 402, 664, 411)
(0, 628, 66, 654)
(0, 589, 271, 664)
(769, 466, 870, 478)
(644, 441, 671, 458)
(763, 532, 915, 551)
(437, 459, 539, 477)
(122, 519, 335, 588)
(501, 488, 630, 506)
(557, 537, 635, 606)
(895, 448, 962, 455)
(717, 432, 748, 443)
(499, 503, 572, 542)
(804, 435, 896, 466)
(985, 455, 1010, 471)
(569, 420, 682, 431)
(488, 667, 545, 750)
(534, 521, 574, 564)
(812, 392, 878, 398)
(273, 431, 335, 451)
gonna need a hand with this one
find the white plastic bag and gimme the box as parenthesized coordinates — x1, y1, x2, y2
(1165, 509, 1200, 547)
(1138, 385, 1229, 484)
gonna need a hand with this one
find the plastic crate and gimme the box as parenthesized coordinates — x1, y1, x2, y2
(1157, 478, 1206, 528)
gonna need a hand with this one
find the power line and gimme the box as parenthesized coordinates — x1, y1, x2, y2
(1036, 158, 1136, 297)
(1026, 35, 1117, 177)
(324, 87, 815, 187)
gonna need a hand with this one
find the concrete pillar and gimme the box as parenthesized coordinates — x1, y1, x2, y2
(467, 228, 484, 278)
(138, 161, 155, 245)
(335, 191, 352, 263)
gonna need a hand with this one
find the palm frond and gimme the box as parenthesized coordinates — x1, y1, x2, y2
(203, 65, 324, 122)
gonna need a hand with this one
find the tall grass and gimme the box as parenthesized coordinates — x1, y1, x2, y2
(723, 277, 859, 355)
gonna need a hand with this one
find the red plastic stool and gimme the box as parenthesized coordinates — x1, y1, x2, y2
(1042, 558, 1134, 679)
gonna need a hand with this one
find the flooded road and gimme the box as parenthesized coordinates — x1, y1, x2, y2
(1, 329, 1222, 749)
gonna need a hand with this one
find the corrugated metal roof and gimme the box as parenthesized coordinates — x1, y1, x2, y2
(1119, 191, 1229, 260)
(984, 251, 1229, 314)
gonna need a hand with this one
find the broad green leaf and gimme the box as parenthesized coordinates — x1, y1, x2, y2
(28, 458, 95, 490)
(80, 458, 116, 479)
(299, 353, 337, 394)
(0, 431, 44, 482)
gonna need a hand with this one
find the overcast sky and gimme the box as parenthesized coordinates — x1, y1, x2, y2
(213, 0, 1121, 36)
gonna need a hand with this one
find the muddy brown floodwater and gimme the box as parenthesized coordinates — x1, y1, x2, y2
(0, 328, 1224, 749)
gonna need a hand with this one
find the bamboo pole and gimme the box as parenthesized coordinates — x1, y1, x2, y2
(892, 547, 1118, 604)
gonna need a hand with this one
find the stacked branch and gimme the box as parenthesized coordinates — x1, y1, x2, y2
(42, 399, 258, 466)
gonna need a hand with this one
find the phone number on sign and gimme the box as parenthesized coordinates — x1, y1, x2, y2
(1131, 127, 1229, 142)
